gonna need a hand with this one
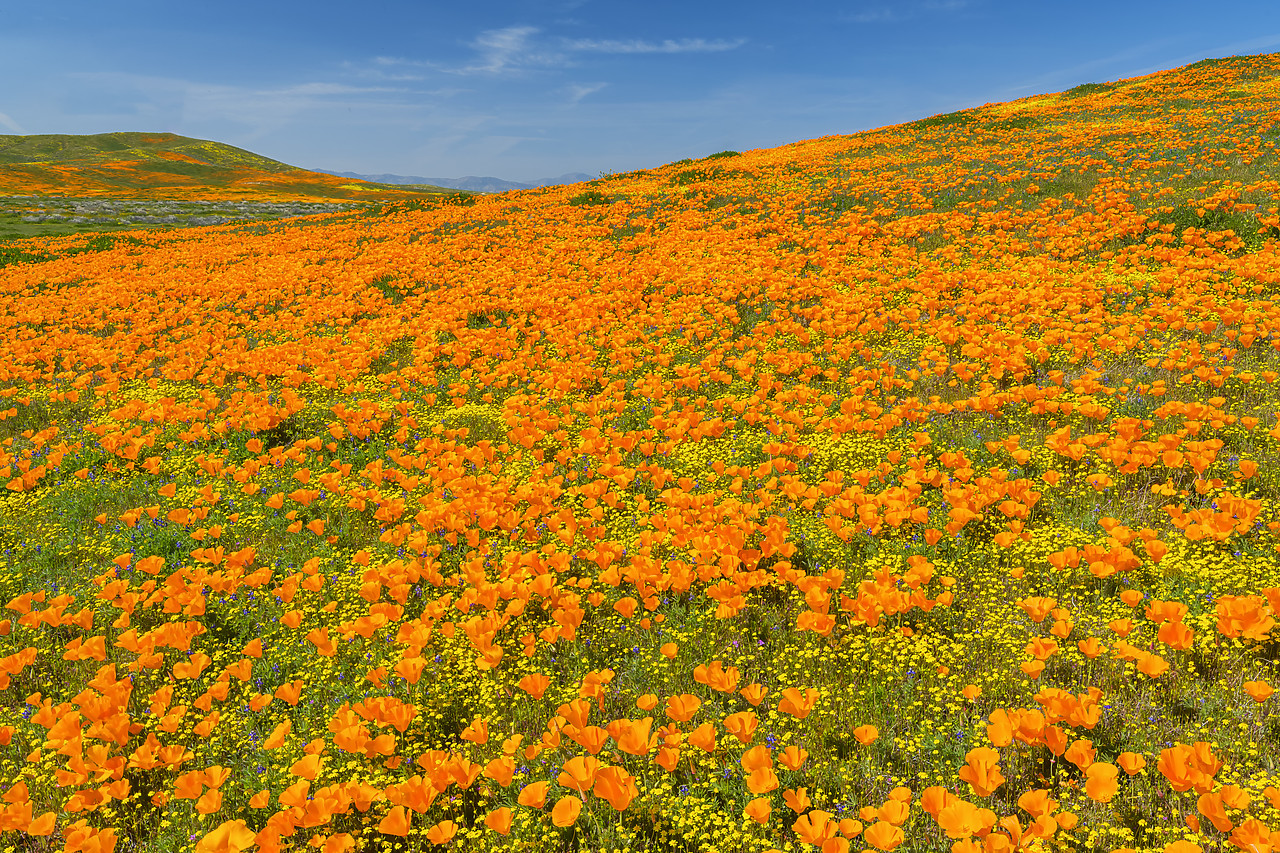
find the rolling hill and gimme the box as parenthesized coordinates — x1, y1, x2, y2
(0, 131, 456, 202)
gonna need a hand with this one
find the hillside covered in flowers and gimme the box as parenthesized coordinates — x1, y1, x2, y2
(0, 132, 450, 202)
(1, 53, 1280, 853)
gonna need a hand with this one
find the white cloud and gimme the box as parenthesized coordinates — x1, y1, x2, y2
(0, 111, 26, 134)
(566, 82, 607, 104)
(459, 26, 567, 74)
(58, 71, 419, 145)
(843, 1, 969, 24)
(564, 37, 746, 54)
(349, 28, 744, 83)
(275, 82, 398, 97)
(845, 7, 899, 23)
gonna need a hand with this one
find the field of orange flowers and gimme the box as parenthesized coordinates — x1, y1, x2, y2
(1, 53, 1280, 853)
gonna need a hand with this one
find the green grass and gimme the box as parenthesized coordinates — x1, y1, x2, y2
(0, 131, 298, 172)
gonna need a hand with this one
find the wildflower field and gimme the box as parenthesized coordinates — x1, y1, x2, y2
(0, 132, 450, 203)
(3, 52, 1280, 853)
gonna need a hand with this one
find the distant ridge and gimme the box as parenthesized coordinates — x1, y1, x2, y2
(316, 170, 595, 193)
(0, 132, 456, 201)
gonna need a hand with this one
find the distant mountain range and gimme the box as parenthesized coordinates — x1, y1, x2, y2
(315, 170, 595, 194)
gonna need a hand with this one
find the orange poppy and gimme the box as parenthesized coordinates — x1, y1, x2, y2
(483, 756, 515, 787)
(862, 819, 904, 851)
(744, 796, 771, 824)
(517, 673, 551, 699)
(1244, 680, 1273, 702)
(377, 806, 410, 836)
(665, 693, 701, 722)
(194, 820, 256, 853)
(484, 807, 513, 835)
(552, 797, 583, 828)
(1084, 762, 1119, 803)
(779, 745, 808, 770)
(723, 711, 758, 744)
(853, 725, 879, 745)
(1117, 752, 1146, 775)
(686, 722, 717, 753)
(517, 781, 550, 809)
(557, 756, 601, 793)
(784, 787, 811, 812)
(593, 766, 639, 811)
(959, 747, 1005, 797)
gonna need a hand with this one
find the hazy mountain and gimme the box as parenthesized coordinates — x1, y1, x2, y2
(316, 170, 595, 193)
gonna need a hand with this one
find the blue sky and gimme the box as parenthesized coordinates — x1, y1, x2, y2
(3, 1, 1278, 181)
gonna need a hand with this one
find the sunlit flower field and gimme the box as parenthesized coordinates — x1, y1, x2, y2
(2, 53, 1280, 853)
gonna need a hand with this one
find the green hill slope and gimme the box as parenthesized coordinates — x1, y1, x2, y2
(0, 131, 456, 200)
(0, 131, 298, 172)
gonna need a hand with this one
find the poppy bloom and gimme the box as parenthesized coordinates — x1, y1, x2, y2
(784, 787, 811, 812)
(517, 781, 550, 809)
(1084, 762, 1119, 803)
(483, 756, 515, 787)
(593, 766, 638, 811)
(744, 796, 771, 824)
(746, 767, 779, 794)
(1117, 752, 1146, 775)
(779, 745, 808, 770)
(194, 820, 256, 853)
(484, 807, 513, 835)
(723, 711, 758, 744)
(665, 693, 701, 721)
(776, 686, 819, 719)
(557, 756, 600, 793)
(959, 747, 1005, 797)
(552, 797, 582, 828)
(936, 800, 992, 840)
(517, 672, 551, 699)
(425, 821, 457, 846)
(378, 806, 410, 836)
(1244, 680, 1273, 702)
(862, 819, 905, 851)
(686, 722, 717, 752)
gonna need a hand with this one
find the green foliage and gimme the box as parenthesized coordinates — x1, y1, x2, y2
(0, 131, 298, 172)
(568, 190, 614, 206)
(988, 115, 1045, 131)
(1063, 82, 1116, 98)
(466, 308, 515, 329)
(0, 243, 54, 268)
(909, 110, 977, 129)
(1152, 203, 1277, 249)
(670, 169, 712, 186)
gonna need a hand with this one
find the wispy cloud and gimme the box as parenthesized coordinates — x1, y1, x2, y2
(564, 37, 746, 54)
(60, 71, 416, 142)
(275, 82, 399, 97)
(354, 28, 743, 80)
(566, 82, 607, 104)
(845, 7, 899, 23)
(843, 1, 969, 24)
(1004, 38, 1179, 95)
(0, 111, 26, 134)
(459, 26, 566, 74)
